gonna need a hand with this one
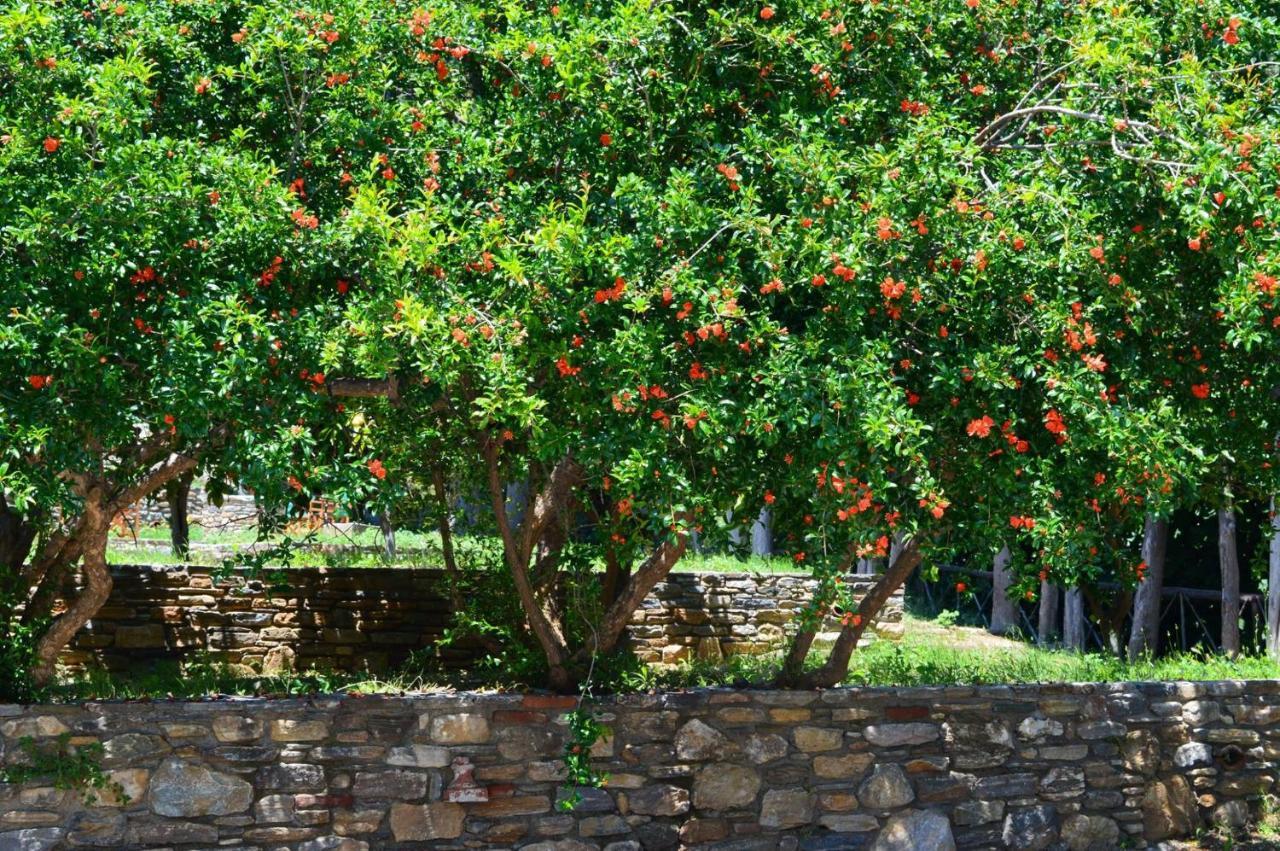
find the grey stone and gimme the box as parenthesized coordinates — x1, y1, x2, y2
(864, 723, 939, 747)
(257, 762, 326, 791)
(102, 733, 168, 765)
(974, 772, 1037, 798)
(580, 815, 630, 837)
(1212, 800, 1249, 830)
(1183, 699, 1221, 725)
(819, 814, 879, 832)
(627, 784, 689, 816)
(675, 719, 738, 760)
(255, 793, 295, 823)
(1038, 766, 1085, 800)
(555, 786, 615, 814)
(1174, 742, 1213, 769)
(387, 744, 450, 768)
(871, 809, 956, 851)
(858, 764, 915, 810)
(1002, 805, 1059, 851)
(743, 733, 789, 764)
(125, 819, 219, 846)
(149, 757, 253, 817)
(0, 828, 64, 851)
(298, 838, 370, 851)
(692, 763, 760, 810)
(1017, 715, 1063, 740)
(944, 720, 1013, 769)
(1061, 814, 1120, 851)
(953, 799, 1004, 826)
(760, 788, 815, 829)
(352, 769, 433, 800)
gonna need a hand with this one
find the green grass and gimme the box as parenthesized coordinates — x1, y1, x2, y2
(51, 614, 1280, 701)
(107, 525, 806, 574)
(839, 623, 1280, 687)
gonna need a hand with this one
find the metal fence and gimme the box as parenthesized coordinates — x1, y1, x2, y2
(910, 563, 1268, 655)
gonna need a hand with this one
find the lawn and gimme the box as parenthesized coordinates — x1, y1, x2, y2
(107, 523, 802, 574)
(51, 614, 1280, 702)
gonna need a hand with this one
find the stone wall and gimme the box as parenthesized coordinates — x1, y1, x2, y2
(59, 567, 902, 675)
(1, 681, 1273, 850)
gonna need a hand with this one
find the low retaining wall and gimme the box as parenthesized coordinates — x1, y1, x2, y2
(59, 567, 902, 675)
(0, 681, 1272, 849)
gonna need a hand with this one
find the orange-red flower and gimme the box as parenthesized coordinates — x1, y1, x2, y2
(966, 415, 995, 438)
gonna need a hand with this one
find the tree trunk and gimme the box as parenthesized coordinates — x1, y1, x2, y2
(1220, 505, 1241, 658)
(30, 504, 112, 685)
(379, 511, 396, 559)
(485, 447, 578, 690)
(1269, 496, 1280, 662)
(751, 509, 773, 556)
(579, 519, 690, 660)
(990, 545, 1016, 636)
(1063, 586, 1086, 651)
(777, 545, 859, 685)
(789, 538, 922, 689)
(1127, 515, 1168, 661)
(1037, 581, 1061, 646)
(166, 471, 194, 558)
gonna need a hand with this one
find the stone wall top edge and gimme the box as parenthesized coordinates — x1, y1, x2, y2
(7, 678, 1276, 714)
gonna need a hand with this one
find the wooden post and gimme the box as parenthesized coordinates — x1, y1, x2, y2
(990, 545, 1017, 635)
(1063, 587, 1086, 651)
(751, 508, 773, 557)
(1127, 515, 1168, 661)
(1220, 504, 1241, 658)
(1270, 496, 1280, 662)
(1037, 580, 1061, 646)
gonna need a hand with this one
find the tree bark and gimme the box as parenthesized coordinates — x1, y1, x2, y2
(777, 545, 859, 685)
(485, 446, 579, 690)
(1127, 514, 1168, 661)
(1269, 496, 1280, 662)
(990, 545, 1017, 636)
(30, 501, 112, 684)
(1220, 504, 1241, 658)
(790, 538, 921, 689)
(1063, 586, 1086, 651)
(1037, 580, 1061, 646)
(579, 517, 690, 660)
(166, 471, 194, 558)
(379, 511, 396, 559)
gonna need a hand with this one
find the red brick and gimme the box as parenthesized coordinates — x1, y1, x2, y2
(885, 705, 930, 721)
(522, 694, 579, 710)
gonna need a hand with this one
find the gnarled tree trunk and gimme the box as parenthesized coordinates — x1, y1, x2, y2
(1127, 514, 1167, 661)
(780, 538, 921, 689)
(166, 470, 194, 558)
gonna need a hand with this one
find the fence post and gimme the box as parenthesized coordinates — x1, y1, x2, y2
(1038, 581, 1061, 646)
(1063, 587, 1085, 651)
(1220, 503, 1241, 658)
(1128, 515, 1168, 661)
(751, 508, 773, 557)
(990, 545, 1017, 635)
(1270, 496, 1280, 662)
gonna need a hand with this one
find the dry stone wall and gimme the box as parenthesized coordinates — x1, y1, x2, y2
(0, 680, 1274, 850)
(58, 567, 902, 675)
